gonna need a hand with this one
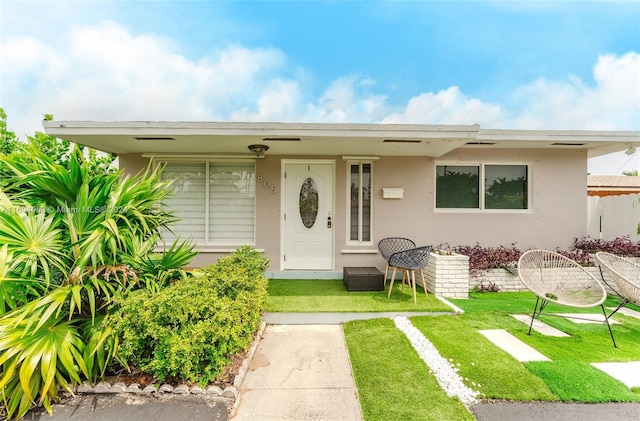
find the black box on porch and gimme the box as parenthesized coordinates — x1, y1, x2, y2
(343, 267, 384, 291)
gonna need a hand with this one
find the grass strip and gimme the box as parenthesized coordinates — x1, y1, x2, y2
(431, 293, 640, 402)
(410, 315, 557, 401)
(343, 318, 475, 421)
(450, 292, 625, 315)
(451, 292, 640, 361)
(266, 279, 453, 312)
(526, 361, 640, 402)
(509, 314, 640, 362)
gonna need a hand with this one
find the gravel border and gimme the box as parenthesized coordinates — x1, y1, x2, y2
(393, 316, 478, 406)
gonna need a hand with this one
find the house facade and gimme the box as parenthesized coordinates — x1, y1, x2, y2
(43, 121, 640, 277)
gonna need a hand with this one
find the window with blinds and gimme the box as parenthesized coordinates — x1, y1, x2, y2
(209, 162, 255, 244)
(160, 160, 255, 246)
(348, 161, 372, 245)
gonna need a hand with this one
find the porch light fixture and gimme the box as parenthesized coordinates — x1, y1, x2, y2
(248, 144, 269, 157)
(626, 146, 637, 156)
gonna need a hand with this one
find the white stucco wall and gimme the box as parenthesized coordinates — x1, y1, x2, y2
(372, 149, 587, 252)
(118, 148, 588, 272)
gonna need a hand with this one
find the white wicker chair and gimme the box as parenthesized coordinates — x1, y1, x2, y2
(518, 249, 616, 347)
(595, 252, 640, 316)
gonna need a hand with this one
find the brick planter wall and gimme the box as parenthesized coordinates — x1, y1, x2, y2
(424, 252, 470, 299)
(469, 265, 616, 295)
(421, 252, 625, 298)
(470, 268, 525, 292)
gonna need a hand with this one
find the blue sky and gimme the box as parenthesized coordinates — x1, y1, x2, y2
(1, 0, 639, 173)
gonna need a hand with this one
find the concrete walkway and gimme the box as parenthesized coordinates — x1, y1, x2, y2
(230, 324, 363, 421)
(24, 311, 640, 421)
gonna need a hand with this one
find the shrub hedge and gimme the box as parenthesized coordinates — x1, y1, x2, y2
(110, 246, 268, 386)
(446, 236, 640, 275)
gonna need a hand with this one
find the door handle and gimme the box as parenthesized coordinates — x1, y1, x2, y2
(327, 216, 332, 228)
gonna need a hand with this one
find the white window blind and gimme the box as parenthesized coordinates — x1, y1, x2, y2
(160, 160, 255, 246)
(209, 162, 255, 244)
(161, 162, 206, 243)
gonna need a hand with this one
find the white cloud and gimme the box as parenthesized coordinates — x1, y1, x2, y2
(317, 76, 388, 123)
(381, 52, 640, 131)
(1, 21, 287, 135)
(508, 51, 640, 130)
(230, 79, 305, 122)
(1, 21, 638, 145)
(382, 86, 505, 126)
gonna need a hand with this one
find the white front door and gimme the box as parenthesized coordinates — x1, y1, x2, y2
(283, 162, 334, 270)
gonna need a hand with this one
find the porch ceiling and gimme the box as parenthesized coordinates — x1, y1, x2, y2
(42, 121, 640, 158)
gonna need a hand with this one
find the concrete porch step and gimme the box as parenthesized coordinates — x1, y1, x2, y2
(266, 271, 342, 280)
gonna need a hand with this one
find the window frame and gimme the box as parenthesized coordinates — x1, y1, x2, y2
(158, 158, 257, 247)
(346, 160, 374, 246)
(434, 161, 531, 213)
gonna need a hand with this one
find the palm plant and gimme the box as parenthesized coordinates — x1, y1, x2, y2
(0, 244, 45, 316)
(124, 235, 198, 292)
(0, 142, 195, 419)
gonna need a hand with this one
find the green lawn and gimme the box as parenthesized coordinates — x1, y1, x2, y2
(342, 292, 640, 420)
(526, 360, 640, 402)
(266, 279, 453, 312)
(343, 318, 475, 421)
(409, 315, 557, 401)
(451, 292, 640, 362)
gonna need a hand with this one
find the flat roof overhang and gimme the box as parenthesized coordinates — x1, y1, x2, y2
(42, 121, 640, 158)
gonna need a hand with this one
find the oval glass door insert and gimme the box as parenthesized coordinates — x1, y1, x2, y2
(299, 177, 319, 228)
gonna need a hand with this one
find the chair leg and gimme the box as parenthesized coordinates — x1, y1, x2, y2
(606, 298, 629, 320)
(600, 304, 618, 348)
(388, 267, 398, 298)
(384, 263, 390, 287)
(411, 270, 417, 304)
(401, 270, 407, 291)
(419, 269, 428, 297)
(528, 296, 540, 335)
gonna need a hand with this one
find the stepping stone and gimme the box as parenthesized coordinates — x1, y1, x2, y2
(511, 315, 570, 337)
(479, 329, 550, 362)
(553, 313, 620, 324)
(591, 361, 640, 388)
(608, 306, 640, 320)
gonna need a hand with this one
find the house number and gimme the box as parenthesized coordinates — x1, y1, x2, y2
(257, 173, 277, 194)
